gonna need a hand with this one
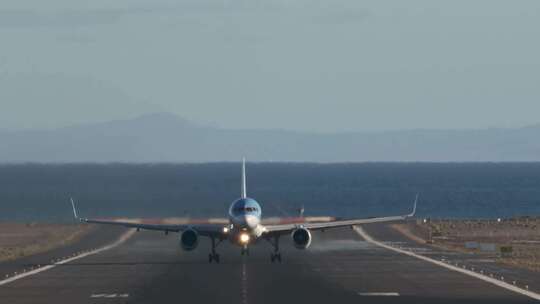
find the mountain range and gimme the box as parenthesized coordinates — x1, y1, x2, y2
(1, 113, 539, 162)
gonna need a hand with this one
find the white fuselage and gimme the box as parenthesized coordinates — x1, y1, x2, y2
(227, 197, 264, 246)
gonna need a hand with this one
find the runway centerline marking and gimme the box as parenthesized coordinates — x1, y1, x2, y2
(0, 229, 136, 287)
(358, 292, 400, 296)
(353, 226, 540, 301)
(241, 262, 248, 304)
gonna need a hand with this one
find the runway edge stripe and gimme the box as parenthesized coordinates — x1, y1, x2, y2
(353, 226, 540, 301)
(0, 229, 136, 287)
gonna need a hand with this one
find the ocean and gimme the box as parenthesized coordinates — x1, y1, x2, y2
(0, 163, 539, 222)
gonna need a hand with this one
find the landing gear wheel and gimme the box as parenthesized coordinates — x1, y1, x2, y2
(209, 253, 220, 263)
(268, 235, 281, 263)
(241, 247, 250, 256)
(270, 253, 282, 263)
(208, 237, 221, 264)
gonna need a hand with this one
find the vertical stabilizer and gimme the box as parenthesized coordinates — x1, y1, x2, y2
(241, 157, 247, 198)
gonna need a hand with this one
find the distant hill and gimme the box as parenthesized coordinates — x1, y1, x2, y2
(1, 113, 540, 162)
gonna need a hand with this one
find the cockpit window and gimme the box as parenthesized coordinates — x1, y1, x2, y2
(234, 207, 258, 212)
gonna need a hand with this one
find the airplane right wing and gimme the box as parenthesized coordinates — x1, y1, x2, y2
(263, 194, 418, 235)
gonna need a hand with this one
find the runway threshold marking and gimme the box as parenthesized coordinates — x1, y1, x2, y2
(0, 229, 136, 287)
(358, 292, 400, 296)
(353, 226, 540, 301)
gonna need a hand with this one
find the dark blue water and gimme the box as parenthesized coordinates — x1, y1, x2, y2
(1, 163, 539, 222)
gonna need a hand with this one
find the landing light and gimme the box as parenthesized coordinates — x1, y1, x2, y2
(239, 233, 250, 244)
(223, 227, 229, 233)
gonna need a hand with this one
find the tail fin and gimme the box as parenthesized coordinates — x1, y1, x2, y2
(241, 157, 247, 199)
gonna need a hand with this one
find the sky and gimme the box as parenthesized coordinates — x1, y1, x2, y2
(0, 0, 539, 132)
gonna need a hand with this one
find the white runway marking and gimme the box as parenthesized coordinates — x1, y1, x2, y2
(353, 226, 540, 301)
(0, 229, 136, 287)
(90, 293, 129, 298)
(358, 292, 400, 296)
(241, 262, 249, 304)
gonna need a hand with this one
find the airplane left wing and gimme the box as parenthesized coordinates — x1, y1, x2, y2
(70, 199, 225, 237)
(263, 194, 418, 235)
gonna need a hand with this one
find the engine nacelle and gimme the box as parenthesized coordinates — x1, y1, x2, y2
(180, 229, 199, 251)
(291, 227, 312, 249)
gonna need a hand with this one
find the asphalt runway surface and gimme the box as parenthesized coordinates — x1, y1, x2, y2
(363, 223, 540, 294)
(0, 224, 537, 304)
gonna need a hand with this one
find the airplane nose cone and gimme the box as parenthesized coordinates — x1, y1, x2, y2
(244, 215, 259, 228)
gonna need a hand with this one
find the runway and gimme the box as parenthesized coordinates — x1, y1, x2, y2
(0, 225, 537, 304)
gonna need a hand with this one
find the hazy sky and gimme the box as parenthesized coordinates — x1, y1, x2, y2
(1, 0, 539, 132)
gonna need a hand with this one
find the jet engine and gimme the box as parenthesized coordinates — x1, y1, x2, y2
(291, 227, 312, 249)
(180, 229, 199, 251)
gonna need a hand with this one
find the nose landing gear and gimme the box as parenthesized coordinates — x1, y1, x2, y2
(240, 247, 250, 256)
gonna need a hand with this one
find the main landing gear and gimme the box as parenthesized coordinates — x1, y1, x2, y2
(267, 235, 282, 263)
(208, 237, 222, 263)
(270, 252, 281, 263)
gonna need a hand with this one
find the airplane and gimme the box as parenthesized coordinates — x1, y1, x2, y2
(70, 159, 418, 263)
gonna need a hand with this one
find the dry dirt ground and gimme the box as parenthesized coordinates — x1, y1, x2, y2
(393, 218, 540, 272)
(0, 223, 95, 262)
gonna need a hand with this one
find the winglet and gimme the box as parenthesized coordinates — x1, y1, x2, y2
(407, 194, 419, 217)
(299, 204, 305, 218)
(241, 157, 247, 199)
(70, 197, 80, 220)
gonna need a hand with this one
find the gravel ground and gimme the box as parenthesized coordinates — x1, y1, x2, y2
(394, 218, 540, 272)
(0, 223, 94, 262)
